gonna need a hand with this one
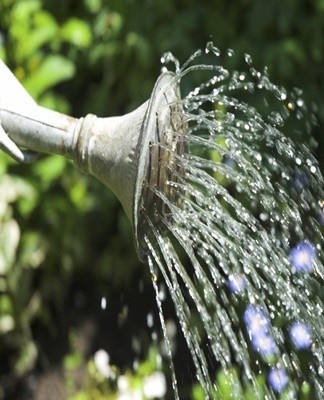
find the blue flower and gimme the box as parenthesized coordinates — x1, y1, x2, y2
(289, 322, 312, 349)
(243, 305, 278, 359)
(227, 274, 246, 294)
(251, 333, 278, 358)
(290, 242, 316, 273)
(243, 305, 269, 337)
(268, 367, 288, 393)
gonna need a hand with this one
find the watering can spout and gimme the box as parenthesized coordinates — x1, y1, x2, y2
(0, 60, 184, 243)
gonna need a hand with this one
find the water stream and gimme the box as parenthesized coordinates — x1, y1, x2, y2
(141, 43, 324, 398)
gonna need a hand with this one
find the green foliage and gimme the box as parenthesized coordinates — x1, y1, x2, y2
(64, 343, 165, 400)
(0, 0, 323, 398)
(23, 55, 75, 97)
(192, 369, 265, 400)
(60, 18, 92, 48)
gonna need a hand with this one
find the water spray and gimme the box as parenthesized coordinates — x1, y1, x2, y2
(1, 49, 324, 399)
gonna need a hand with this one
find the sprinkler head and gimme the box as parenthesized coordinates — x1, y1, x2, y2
(133, 73, 188, 260)
(0, 61, 187, 259)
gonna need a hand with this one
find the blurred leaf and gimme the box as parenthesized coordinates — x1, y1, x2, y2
(14, 340, 38, 375)
(0, 45, 5, 62)
(64, 352, 83, 371)
(17, 184, 38, 217)
(0, 295, 13, 314)
(19, 231, 46, 269)
(244, 374, 265, 399)
(0, 314, 15, 333)
(84, 0, 102, 14)
(69, 180, 89, 211)
(32, 156, 67, 187)
(23, 55, 75, 97)
(215, 369, 244, 400)
(70, 392, 89, 400)
(21, 11, 58, 60)
(10, 0, 43, 62)
(283, 38, 305, 64)
(0, 219, 20, 274)
(61, 18, 92, 48)
(39, 92, 71, 114)
(192, 384, 205, 400)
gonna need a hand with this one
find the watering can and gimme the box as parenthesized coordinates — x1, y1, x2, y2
(0, 60, 185, 259)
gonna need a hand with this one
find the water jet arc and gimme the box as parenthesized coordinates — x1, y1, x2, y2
(0, 61, 183, 258)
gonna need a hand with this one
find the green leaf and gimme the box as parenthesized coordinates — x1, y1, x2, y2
(244, 374, 266, 399)
(0, 219, 20, 274)
(23, 55, 75, 97)
(216, 369, 245, 400)
(11, 0, 40, 22)
(60, 18, 92, 48)
(84, 0, 102, 13)
(15, 340, 38, 376)
(69, 180, 89, 211)
(19, 231, 46, 269)
(32, 155, 67, 186)
(64, 352, 83, 371)
(21, 12, 58, 60)
(0, 295, 13, 314)
(39, 92, 71, 114)
(192, 384, 205, 400)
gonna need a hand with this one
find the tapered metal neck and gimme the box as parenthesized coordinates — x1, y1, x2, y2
(0, 105, 81, 159)
(0, 60, 182, 232)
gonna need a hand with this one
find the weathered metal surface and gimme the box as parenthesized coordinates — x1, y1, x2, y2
(0, 60, 183, 259)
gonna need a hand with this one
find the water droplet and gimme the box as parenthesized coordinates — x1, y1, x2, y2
(160, 51, 180, 72)
(205, 41, 220, 56)
(147, 312, 154, 328)
(101, 297, 107, 310)
(280, 92, 287, 101)
(244, 53, 252, 65)
(269, 112, 284, 126)
(159, 284, 166, 301)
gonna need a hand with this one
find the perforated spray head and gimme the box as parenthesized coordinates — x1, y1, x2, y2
(133, 74, 188, 260)
(0, 61, 186, 259)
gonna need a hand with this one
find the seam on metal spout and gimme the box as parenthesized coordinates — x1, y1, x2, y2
(74, 113, 97, 173)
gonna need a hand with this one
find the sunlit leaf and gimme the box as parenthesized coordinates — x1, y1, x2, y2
(61, 18, 92, 48)
(64, 352, 83, 371)
(21, 11, 58, 59)
(23, 55, 75, 97)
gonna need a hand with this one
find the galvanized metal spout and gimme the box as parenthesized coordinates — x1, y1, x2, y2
(0, 61, 184, 255)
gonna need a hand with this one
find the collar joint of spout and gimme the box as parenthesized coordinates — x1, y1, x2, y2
(74, 113, 97, 173)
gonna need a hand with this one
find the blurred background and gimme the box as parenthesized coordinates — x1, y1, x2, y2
(0, 0, 323, 399)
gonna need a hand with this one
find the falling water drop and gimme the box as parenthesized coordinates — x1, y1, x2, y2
(147, 312, 154, 328)
(160, 51, 180, 73)
(244, 53, 253, 65)
(205, 41, 221, 56)
(101, 296, 107, 310)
